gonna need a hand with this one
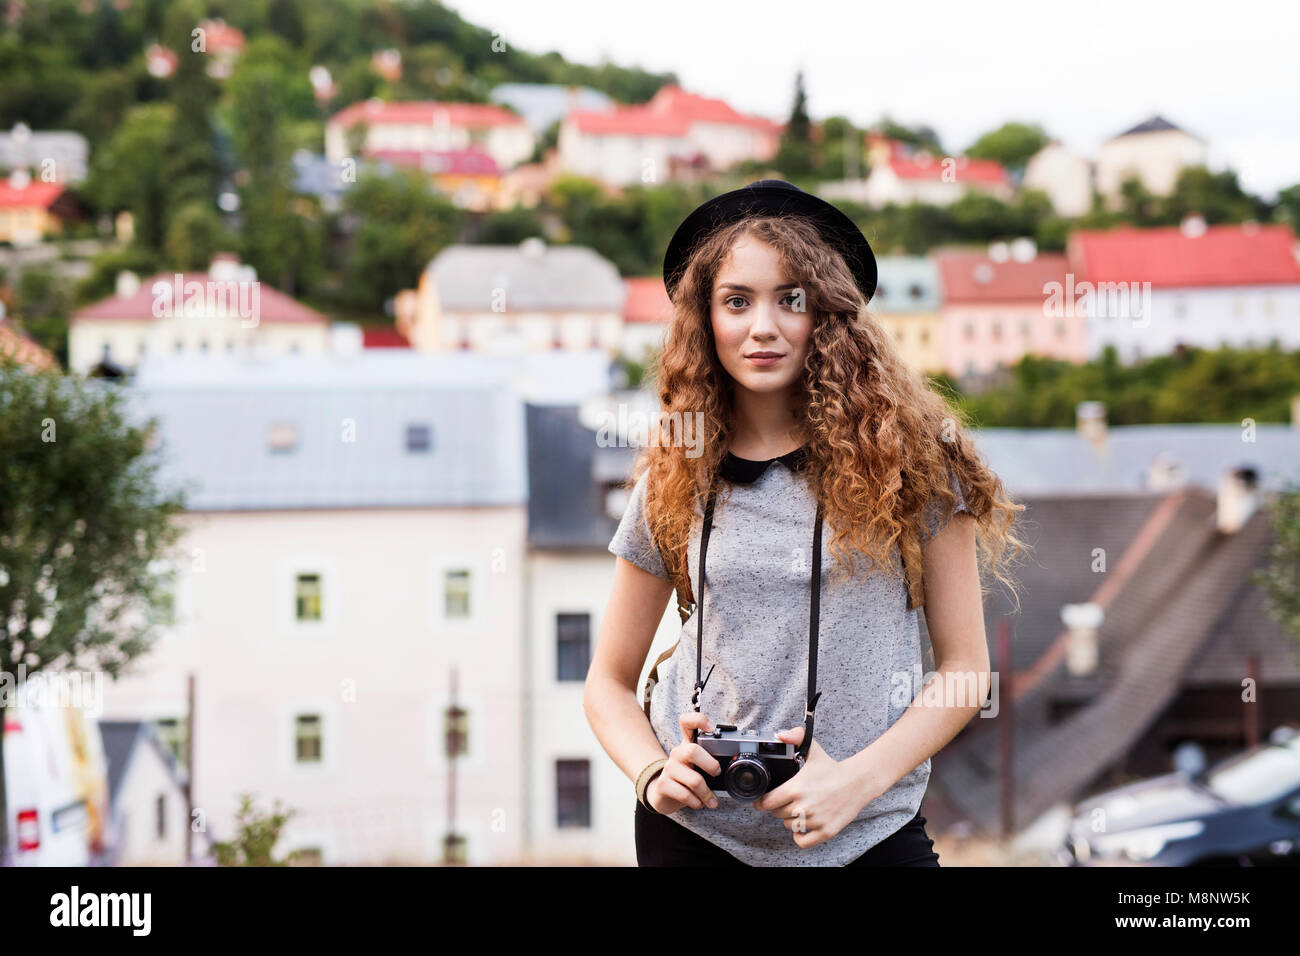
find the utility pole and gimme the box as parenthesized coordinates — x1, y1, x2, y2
(185, 673, 195, 864)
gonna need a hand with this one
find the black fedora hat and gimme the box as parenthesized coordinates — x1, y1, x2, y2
(662, 179, 877, 304)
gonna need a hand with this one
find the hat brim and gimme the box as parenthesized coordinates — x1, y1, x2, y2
(662, 180, 877, 304)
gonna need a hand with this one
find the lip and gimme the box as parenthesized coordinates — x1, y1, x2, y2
(745, 352, 784, 367)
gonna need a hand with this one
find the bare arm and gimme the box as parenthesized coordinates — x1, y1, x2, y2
(583, 555, 678, 783)
(841, 511, 990, 794)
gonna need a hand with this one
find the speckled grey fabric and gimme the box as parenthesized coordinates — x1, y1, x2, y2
(608, 452, 968, 866)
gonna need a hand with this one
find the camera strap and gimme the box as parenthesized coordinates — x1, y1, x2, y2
(690, 486, 825, 764)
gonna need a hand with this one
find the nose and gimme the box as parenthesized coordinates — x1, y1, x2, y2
(747, 298, 781, 340)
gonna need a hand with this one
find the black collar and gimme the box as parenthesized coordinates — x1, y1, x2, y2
(719, 444, 810, 484)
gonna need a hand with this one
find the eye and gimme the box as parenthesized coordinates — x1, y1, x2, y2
(724, 295, 748, 310)
(780, 292, 800, 307)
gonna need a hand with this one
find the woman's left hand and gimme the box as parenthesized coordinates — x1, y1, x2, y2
(753, 726, 882, 848)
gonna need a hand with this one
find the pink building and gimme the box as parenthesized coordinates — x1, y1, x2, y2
(934, 244, 1079, 378)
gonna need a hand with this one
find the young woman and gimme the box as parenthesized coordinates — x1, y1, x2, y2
(584, 180, 1027, 866)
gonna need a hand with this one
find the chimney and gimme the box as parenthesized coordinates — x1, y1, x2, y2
(1145, 453, 1186, 491)
(520, 236, 546, 260)
(1009, 237, 1037, 262)
(115, 270, 141, 299)
(1076, 400, 1107, 448)
(1061, 602, 1103, 677)
(1217, 466, 1260, 533)
(1180, 211, 1207, 237)
(330, 321, 363, 357)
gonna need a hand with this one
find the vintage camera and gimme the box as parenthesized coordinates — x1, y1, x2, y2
(697, 723, 803, 800)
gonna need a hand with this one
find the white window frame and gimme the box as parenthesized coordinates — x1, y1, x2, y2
(281, 698, 338, 774)
(278, 555, 341, 637)
(428, 552, 486, 632)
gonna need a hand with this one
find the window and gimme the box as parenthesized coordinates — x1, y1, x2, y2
(139, 338, 147, 357)
(444, 704, 468, 757)
(1174, 295, 1187, 318)
(174, 339, 184, 353)
(268, 422, 297, 453)
(556, 613, 591, 682)
(295, 714, 322, 762)
(1020, 321, 1031, 339)
(1055, 320, 1066, 338)
(295, 573, 322, 621)
(991, 321, 1001, 341)
(154, 717, 188, 769)
(556, 759, 591, 828)
(963, 322, 974, 341)
(405, 423, 432, 453)
(444, 569, 470, 618)
(908, 283, 924, 299)
(155, 794, 166, 840)
(442, 832, 467, 864)
(289, 341, 301, 354)
(199, 339, 209, 353)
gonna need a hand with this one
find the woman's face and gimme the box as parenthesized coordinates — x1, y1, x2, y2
(710, 235, 813, 395)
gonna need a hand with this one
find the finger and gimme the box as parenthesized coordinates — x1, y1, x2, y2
(660, 766, 705, 809)
(679, 711, 713, 746)
(672, 746, 719, 807)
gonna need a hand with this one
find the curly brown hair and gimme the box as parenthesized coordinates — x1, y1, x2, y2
(630, 213, 1030, 613)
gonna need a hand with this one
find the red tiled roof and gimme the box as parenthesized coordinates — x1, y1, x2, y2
(73, 272, 329, 324)
(328, 99, 525, 131)
(364, 147, 500, 176)
(623, 277, 673, 324)
(568, 108, 690, 137)
(0, 181, 65, 209)
(569, 84, 783, 138)
(0, 321, 56, 369)
(888, 152, 1009, 186)
(1068, 223, 1300, 288)
(933, 249, 1070, 302)
(646, 84, 783, 134)
(361, 326, 410, 348)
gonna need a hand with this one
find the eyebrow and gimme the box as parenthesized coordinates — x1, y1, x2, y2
(716, 282, 801, 293)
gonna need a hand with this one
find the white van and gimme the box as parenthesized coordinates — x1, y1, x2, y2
(3, 691, 109, 866)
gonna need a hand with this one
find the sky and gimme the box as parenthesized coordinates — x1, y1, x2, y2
(451, 0, 1299, 200)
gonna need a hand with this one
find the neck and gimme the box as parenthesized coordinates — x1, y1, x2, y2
(728, 387, 802, 458)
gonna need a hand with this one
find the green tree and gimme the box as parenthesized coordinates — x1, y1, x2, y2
(1253, 484, 1300, 660)
(965, 122, 1050, 173)
(164, 201, 234, 272)
(773, 70, 815, 180)
(83, 103, 174, 251)
(161, 0, 221, 218)
(210, 794, 306, 866)
(0, 359, 186, 862)
(342, 170, 462, 312)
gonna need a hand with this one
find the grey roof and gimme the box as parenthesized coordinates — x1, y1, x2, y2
(99, 720, 188, 808)
(968, 424, 1300, 495)
(526, 403, 635, 549)
(872, 255, 941, 312)
(1112, 114, 1200, 140)
(124, 353, 553, 510)
(426, 243, 626, 311)
(0, 128, 88, 182)
(489, 83, 615, 134)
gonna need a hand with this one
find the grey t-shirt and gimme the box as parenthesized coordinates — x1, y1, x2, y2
(608, 446, 969, 866)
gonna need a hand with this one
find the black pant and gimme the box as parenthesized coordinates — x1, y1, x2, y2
(635, 802, 941, 866)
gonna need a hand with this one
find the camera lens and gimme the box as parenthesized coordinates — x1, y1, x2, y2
(725, 755, 770, 800)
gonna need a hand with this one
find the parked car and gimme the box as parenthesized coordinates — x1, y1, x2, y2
(1059, 725, 1300, 866)
(3, 690, 109, 866)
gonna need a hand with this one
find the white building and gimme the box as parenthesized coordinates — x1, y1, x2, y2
(103, 353, 533, 865)
(821, 133, 1013, 208)
(1022, 141, 1094, 218)
(1069, 219, 1300, 363)
(523, 400, 683, 864)
(1094, 115, 1208, 210)
(558, 84, 782, 186)
(324, 99, 535, 174)
(69, 254, 331, 375)
(403, 238, 626, 355)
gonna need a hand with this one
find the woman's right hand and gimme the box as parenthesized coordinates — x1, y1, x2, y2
(647, 712, 723, 813)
